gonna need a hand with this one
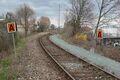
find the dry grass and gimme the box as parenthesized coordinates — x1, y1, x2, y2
(61, 35, 120, 62)
(95, 45, 120, 62)
(0, 38, 26, 80)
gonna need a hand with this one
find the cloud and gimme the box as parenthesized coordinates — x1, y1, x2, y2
(50, 17, 58, 26)
(0, 0, 70, 26)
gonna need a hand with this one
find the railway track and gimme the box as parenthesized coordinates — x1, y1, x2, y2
(39, 34, 119, 80)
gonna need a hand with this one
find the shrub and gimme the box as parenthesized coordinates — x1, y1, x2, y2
(0, 30, 12, 52)
(75, 33, 88, 41)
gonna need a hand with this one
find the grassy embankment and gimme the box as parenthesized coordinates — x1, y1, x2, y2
(0, 38, 26, 80)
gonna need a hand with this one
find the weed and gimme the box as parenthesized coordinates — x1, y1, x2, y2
(0, 38, 26, 80)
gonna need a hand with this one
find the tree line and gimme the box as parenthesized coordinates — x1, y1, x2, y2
(64, 0, 120, 38)
(0, 3, 54, 53)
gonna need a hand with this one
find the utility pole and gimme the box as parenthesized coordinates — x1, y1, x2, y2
(58, 4, 60, 27)
(58, 4, 61, 32)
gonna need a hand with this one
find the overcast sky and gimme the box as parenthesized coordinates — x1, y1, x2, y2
(0, 0, 70, 27)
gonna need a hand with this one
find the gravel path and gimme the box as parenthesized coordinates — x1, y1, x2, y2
(16, 33, 69, 80)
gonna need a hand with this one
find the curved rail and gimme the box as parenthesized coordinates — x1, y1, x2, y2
(49, 34, 120, 80)
(39, 36, 76, 80)
(39, 34, 119, 80)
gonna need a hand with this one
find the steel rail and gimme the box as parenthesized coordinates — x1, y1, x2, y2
(39, 37, 76, 80)
(48, 35, 120, 80)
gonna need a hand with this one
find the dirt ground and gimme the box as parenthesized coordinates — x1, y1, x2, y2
(12, 33, 68, 80)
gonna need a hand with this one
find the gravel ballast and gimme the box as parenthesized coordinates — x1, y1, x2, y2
(16, 33, 69, 80)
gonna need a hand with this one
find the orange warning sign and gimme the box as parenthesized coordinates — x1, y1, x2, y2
(97, 29, 103, 39)
(7, 22, 16, 33)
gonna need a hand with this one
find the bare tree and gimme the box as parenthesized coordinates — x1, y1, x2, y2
(66, 0, 94, 35)
(16, 4, 34, 37)
(94, 0, 120, 37)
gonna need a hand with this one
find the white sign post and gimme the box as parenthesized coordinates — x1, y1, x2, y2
(7, 22, 17, 58)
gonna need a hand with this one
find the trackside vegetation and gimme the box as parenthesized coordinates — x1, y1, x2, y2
(0, 38, 26, 80)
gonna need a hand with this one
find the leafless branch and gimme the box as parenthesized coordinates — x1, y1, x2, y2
(16, 3, 34, 37)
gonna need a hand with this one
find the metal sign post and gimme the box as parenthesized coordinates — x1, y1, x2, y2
(12, 33, 16, 58)
(7, 22, 17, 58)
